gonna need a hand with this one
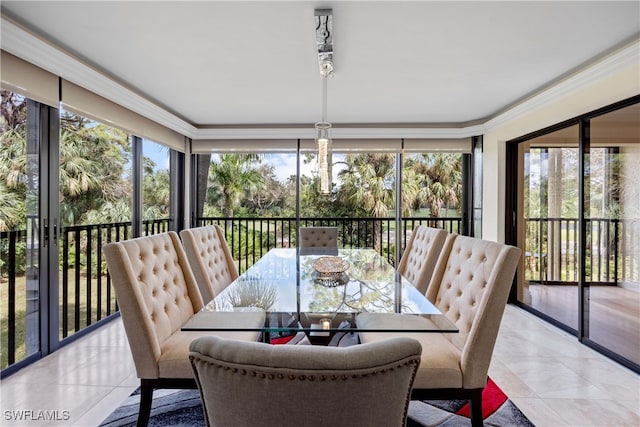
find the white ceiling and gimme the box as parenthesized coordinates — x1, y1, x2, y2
(1, 1, 639, 128)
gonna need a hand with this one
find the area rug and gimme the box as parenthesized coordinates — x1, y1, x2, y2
(102, 320, 533, 426)
(100, 377, 534, 427)
(406, 378, 535, 426)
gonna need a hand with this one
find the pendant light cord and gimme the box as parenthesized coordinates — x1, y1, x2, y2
(322, 75, 328, 123)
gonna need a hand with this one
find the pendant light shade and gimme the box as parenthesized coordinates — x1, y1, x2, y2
(316, 121, 332, 194)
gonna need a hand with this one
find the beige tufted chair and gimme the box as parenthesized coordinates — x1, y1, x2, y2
(180, 225, 238, 303)
(298, 226, 339, 255)
(103, 232, 264, 427)
(397, 226, 448, 294)
(189, 335, 422, 427)
(357, 235, 521, 427)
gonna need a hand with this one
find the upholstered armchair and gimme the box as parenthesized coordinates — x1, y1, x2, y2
(397, 226, 448, 294)
(357, 235, 521, 427)
(298, 226, 339, 255)
(180, 225, 238, 303)
(189, 335, 422, 427)
(103, 232, 264, 427)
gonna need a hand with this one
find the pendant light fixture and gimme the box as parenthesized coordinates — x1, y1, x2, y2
(315, 9, 334, 194)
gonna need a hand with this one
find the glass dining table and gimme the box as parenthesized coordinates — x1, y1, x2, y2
(182, 248, 458, 341)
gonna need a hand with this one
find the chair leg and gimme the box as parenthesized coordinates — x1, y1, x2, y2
(137, 379, 154, 427)
(469, 388, 483, 427)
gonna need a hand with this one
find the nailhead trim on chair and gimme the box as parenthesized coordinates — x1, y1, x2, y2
(193, 357, 420, 425)
(190, 335, 422, 426)
(198, 358, 420, 381)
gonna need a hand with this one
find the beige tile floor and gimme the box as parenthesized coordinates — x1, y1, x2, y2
(1, 305, 639, 426)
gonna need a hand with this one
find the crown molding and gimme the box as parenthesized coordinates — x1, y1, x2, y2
(193, 124, 486, 140)
(1, 17, 199, 138)
(484, 38, 640, 132)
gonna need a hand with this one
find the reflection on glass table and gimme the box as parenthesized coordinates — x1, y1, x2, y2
(182, 248, 458, 337)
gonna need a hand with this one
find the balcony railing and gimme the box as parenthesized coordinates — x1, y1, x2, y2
(1, 218, 171, 370)
(525, 217, 639, 285)
(5, 214, 636, 371)
(2, 215, 459, 369)
(197, 216, 462, 272)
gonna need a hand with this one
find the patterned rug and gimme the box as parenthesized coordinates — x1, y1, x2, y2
(100, 377, 534, 427)
(407, 378, 534, 426)
(102, 323, 533, 426)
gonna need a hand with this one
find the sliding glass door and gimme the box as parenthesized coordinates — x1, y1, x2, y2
(509, 98, 639, 371)
(517, 126, 580, 330)
(0, 93, 40, 368)
(586, 104, 640, 364)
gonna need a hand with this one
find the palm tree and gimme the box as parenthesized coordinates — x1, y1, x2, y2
(338, 153, 395, 251)
(207, 154, 265, 218)
(58, 117, 131, 225)
(399, 166, 420, 217)
(0, 181, 23, 232)
(412, 153, 462, 218)
(0, 91, 27, 231)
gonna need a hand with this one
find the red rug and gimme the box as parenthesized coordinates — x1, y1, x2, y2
(407, 377, 534, 426)
(456, 378, 507, 418)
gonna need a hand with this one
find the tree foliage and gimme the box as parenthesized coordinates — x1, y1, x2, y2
(407, 153, 462, 217)
(203, 151, 465, 227)
(59, 112, 132, 225)
(207, 154, 266, 217)
(0, 91, 27, 231)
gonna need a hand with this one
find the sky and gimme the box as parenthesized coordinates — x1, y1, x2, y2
(143, 139, 170, 171)
(209, 152, 318, 184)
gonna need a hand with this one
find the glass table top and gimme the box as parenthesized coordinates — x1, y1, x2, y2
(182, 248, 458, 334)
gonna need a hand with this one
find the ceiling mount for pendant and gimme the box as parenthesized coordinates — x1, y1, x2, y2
(315, 9, 334, 78)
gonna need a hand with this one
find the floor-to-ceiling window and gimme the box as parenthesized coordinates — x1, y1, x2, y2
(0, 92, 40, 369)
(586, 104, 640, 365)
(193, 147, 298, 272)
(57, 109, 132, 340)
(401, 152, 463, 233)
(300, 146, 398, 260)
(400, 138, 473, 259)
(1, 54, 186, 376)
(508, 97, 639, 371)
(518, 125, 580, 330)
(192, 139, 476, 270)
(142, 139, 171, 234)
(54, 80, 185, 345)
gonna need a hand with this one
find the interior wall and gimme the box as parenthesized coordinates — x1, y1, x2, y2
(481, 62, 640, 242)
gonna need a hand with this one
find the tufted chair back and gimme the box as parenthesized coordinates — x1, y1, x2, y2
(355, 234, 521, 425)
(103, 232, 204, 379)
(298, 227, 339, 255)
(180, 225, 239, 303)
(425, 232, 458, 303)
(190, 335, 422, 427)
(397, 226, 448, 294)
(432, 235, 521, 388)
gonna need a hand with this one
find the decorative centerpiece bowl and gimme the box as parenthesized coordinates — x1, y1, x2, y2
(312, 256, 350, 286)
